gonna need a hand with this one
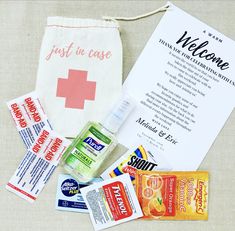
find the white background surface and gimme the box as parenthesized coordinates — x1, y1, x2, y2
(0, 1, 235, 231)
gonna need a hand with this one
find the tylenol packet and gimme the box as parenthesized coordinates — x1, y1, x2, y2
(80, 174, 143, 230)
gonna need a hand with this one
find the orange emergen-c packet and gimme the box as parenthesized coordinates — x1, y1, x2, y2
(135, 171, 208, 220)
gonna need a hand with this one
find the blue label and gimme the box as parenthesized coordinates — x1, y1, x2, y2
(83, 137, 105, 151)
(61, 179, 79, 197)
(58, 199, 87, 209)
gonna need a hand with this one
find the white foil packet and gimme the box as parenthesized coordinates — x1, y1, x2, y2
(80, 174, 143, 230)
(56, 174, 102, 213)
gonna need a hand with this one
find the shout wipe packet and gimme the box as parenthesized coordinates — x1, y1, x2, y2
(56, 174, 102, 213)
(7, 91, 52, 148)
(80, 174, 143, 231)
(6, 127, 71, 203)
(101, 139, 172, 185)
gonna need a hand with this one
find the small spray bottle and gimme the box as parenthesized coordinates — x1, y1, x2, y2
(61, 94, 135, 182)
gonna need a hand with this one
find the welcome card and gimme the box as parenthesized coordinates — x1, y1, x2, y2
(117, 2, 235, 170)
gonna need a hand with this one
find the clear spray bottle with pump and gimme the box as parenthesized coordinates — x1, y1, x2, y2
(61, 94, 135, 182)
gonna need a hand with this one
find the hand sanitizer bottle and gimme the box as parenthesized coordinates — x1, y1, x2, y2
(61, 94, 135, 182)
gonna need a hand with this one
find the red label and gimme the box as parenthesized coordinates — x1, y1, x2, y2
(45, 138, 62, 161)
(11, 103, 27, 128)
(25, 97, 42, 122)
(103, 181, 133, 221)
(122, 166, 136, 177)
(32, 129, 50, 153)
(7, 183, 36, 201)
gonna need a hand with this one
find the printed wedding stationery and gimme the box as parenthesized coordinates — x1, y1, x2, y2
(117, 2, 235, 170)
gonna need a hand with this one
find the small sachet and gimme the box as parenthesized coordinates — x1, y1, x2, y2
(80, 174, 143, 230)
(135, 170, 209, 220)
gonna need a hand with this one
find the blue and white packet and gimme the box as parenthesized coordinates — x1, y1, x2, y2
(56, 174, 102, 213)
(7, 91, 52, 148)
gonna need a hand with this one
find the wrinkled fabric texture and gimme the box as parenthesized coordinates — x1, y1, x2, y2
(36, 17, 122, 137)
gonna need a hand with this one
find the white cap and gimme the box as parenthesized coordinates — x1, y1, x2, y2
(102, 94, 135, 134)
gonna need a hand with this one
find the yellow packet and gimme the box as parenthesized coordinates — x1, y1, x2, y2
(135, 171, 208, 220)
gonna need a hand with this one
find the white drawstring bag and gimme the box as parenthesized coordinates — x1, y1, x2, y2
(36, 17, 122, 137)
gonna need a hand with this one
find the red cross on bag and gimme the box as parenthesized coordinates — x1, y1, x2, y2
(35, 17, 122, 137)
(56, 69, 96, 109)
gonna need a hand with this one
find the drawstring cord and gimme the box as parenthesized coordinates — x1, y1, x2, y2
(102, 3, 169, 22)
